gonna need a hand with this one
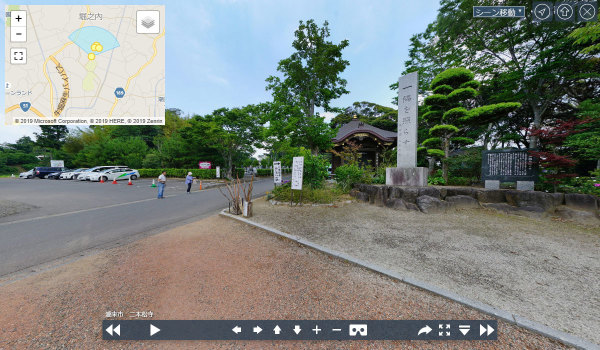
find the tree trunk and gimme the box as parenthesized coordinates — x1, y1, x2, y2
(428, 157, 435, 175)
(227, 153, 233, 179)
(443, 137, 450, 184)
(597, 159, 600, 170)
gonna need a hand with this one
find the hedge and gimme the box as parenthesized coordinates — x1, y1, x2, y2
(256, 168, 292, 177)
(138, 168, 245, 179)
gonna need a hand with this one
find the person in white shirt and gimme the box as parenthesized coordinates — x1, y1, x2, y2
(157, 171, 167, 199)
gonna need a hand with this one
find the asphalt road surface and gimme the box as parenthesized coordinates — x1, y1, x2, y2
(0, 177, 276, 278)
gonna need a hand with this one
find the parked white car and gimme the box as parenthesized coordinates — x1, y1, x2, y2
(60, 168, 88, 180)
(19, 169, 34, 179)
(90, 168, 139, 182)
(77, 166, 128, 180)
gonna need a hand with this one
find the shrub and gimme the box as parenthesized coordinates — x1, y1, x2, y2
(428, 169, 446, 185)
(137, 168, 245, 179)
(303, 153, 329, 189)
(447, 176, 472, 186)
(271, 183, 344, 204)
(335, 164, 365, 192)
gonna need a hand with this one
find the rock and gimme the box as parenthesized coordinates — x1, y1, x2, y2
(437, 187, 447, 199)
(446, 195, 481, 210)
(564, 193, 599, 212)
(505, 190, 557, 212)
(418, 187, 441, 199)
(483, 203, 545, 218)
(476, 189, 506, 203)
(416, 195, 447, 214)
(349, 189, 359, 197)
(554, 206, 600, 225)
(388, 187, 420, 204)
(405, 203, 420, 211)
(550, 193, 565, 207)
(385, 198, 407, 210)
(445, 187, 477, 199)
(355, 192, 369, 202)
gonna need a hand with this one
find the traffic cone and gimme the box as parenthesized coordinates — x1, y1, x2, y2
(112, 179, 117, 184)
(128, 177, 133, 186)
(151, 179, 157, 188)
(199, 180, 203, 190)
(100, 177, 104, 183)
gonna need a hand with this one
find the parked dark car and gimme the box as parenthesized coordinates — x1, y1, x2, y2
(46, 169, 73, 179)
(33, 167, 64, 179)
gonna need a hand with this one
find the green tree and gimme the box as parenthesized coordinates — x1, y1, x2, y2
(266, 19, 349, 155)
(564, 99, 600, 170)
(423, 68, 521, 182)
(35, 125, 68, 149)
(398, 0, 599, 149)
(186, 106, 263, 179)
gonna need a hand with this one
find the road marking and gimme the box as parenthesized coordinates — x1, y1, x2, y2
(0, 178, 270, 227)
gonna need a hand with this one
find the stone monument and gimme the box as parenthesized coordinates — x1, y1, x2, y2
(481, 149, 537, 190)
(386, 72, 429, 186)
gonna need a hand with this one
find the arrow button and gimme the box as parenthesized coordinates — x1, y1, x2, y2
(293, 325, 301, 334)
(273, 325, 281, 335)
(105, 324, 113, 336)
(232, 326, 242, 334)
(418, 325, 432, 335)
(253, 326, 262, 334)
(150, 324, 160, 336)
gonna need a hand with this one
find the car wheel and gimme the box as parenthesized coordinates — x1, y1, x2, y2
(130, 175, 137, 180)
(101, 176, 108, 182)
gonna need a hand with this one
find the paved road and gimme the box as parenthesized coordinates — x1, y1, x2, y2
(0, 177, 276, 277)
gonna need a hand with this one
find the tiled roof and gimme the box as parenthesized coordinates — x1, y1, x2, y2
(332, 119, 397, 143)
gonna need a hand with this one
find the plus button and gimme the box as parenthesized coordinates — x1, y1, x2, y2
(312, 325, 321, 334)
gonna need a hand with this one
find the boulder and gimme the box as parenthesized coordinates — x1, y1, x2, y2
(554, 206, 600, 225)
(445, 187, 477, 199)
(355, 192, 369, 202)
(418, 187, 441, 199)
(393, 187, 420, 204)
(504, 190, 557, 212)
(476, 189, 506, 203)
(405, 202, 420, 211)
(385, 198, 407, 210)
(416, 195, 447, 214)
(564, 193, 598, 212)
(446, 195, 481, 210)
(483, 203, 545, 218)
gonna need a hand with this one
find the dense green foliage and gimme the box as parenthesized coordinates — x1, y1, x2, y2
(137, 168, 245, 179)
(270, 182, 345, 204)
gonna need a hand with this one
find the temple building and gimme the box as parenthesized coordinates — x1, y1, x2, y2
(331, 117, 397, 171)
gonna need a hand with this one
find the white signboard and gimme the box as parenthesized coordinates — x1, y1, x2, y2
(397, 71, 419, 168)
(50, 160, 64, 167)
(291, 157, 304, 190)
(273, 161, 282, 185)
(216, 166, 220, 178)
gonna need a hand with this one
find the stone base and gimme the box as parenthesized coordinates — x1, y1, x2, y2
(517, 181, 535, 191)
(485, 180, 500, 190)
(386, 167, 428, 187)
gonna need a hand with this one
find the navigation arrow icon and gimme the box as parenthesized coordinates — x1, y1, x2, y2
(480, 324, 486, 336)
(232, 326, 242, 334)
(105, 324, 113, 336)
(253, 326, 262, 334)
(274, 325, 281, 335)
(487, 324, 494, 335)
(113, 324, 120, 336)
(293, 325, 301, 334)
(150, 324, 160, 336)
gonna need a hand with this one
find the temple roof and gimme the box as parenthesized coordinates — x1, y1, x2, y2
(332, 118, 397, 143)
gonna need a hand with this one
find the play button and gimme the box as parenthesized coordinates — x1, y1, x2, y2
(150, 324, 160, 336)
(480, 324, 494, 336)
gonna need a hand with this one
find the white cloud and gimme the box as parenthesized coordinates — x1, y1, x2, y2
(320, 111, 337, 123)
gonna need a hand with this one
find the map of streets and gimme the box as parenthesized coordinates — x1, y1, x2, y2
(4, 5, 165, 125)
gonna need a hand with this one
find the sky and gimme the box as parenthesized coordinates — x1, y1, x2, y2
(0, 0, 441, 144)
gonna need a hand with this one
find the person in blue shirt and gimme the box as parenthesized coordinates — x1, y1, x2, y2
(185, 172, 194, 194)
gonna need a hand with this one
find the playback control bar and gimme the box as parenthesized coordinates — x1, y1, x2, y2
(103, 320, 498, 341)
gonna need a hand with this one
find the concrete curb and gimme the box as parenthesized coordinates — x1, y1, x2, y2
(220, 209, 599, 350)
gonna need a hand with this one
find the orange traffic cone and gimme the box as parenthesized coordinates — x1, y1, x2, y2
(100, 177, 104, 183)
(112, 179, 117, 184)
(128, 177, 133, 186)
(198, 180, 203, 190)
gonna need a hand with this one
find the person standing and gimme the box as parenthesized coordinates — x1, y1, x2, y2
(185, 171, 194, 194)
(157, 171, 167, 199)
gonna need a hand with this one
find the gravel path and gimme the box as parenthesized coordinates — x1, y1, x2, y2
(249, 199, 600, 346)
(0, 216, 568, 349)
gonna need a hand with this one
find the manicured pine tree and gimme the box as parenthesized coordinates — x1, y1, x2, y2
(422, 67, 521, 183)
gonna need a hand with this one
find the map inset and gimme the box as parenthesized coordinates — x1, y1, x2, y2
(4, 5, 165, 125)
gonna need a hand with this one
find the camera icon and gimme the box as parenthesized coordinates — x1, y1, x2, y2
(349, 324, 367, 336)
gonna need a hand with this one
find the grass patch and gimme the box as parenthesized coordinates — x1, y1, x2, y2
(268, 183, 349, 204)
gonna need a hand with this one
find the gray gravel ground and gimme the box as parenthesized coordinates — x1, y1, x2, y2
(250, 198, 600, 346)
(0, 199, 36, 218)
